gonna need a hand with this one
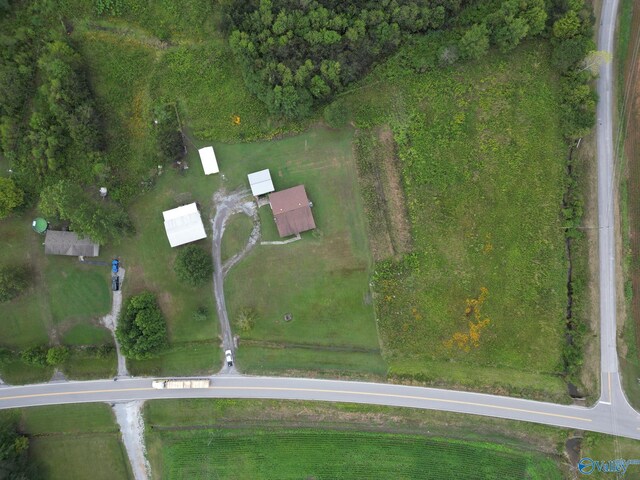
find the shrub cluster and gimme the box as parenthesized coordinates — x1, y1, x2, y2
(174, 245, 213, 287)
(0, 266, 29, 303)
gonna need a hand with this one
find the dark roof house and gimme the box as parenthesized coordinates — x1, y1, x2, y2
(269, 185, 316, 238)
(44, 231, 100, 257)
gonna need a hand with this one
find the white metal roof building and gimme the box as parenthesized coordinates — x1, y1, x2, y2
(247, 169, 275, 196)
(198, 146, 219, 175)
(162, 203, 207, 247)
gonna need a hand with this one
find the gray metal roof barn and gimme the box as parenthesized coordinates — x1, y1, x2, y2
(44, 231, 100, 257)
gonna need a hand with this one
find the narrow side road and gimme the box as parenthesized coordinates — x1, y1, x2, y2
(113, 401, 150, 480)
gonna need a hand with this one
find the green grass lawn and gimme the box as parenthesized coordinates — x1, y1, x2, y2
(0, 213, 117, 383)
(0, 403, 131, 480)
(220, 213, 254, 264)
(45, 258, 111, 324)
(145, 400, 566, 480)
(214, 127, 383, 376)
(62, 324, 113, 345)
(156, 428, 561, 480)
(347, 40, 569, 399)
(62, 348, 117, 379)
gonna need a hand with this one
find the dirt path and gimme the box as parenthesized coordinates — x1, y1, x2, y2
(101, 268, 128, 377)
(113, 401, 149, 480)
(211, 189, 260, 372)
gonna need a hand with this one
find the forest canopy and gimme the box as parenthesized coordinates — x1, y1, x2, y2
(226, 0, 551, 118)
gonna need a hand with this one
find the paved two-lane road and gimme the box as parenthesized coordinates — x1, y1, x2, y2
(0, 376, 638, 440)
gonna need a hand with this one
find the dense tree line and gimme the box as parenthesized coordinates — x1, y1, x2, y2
(226, 0, 558, 118)
(549, 0, 597, 139)
(0, 20, 103, 198)
(227, 0, 473, 118)
(0, 4, 134, 243)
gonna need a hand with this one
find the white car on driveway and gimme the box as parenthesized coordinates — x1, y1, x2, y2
(225, 350, 233, 367)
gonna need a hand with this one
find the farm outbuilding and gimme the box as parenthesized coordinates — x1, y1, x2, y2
(247, 169, 275, 197)
(44, 231, 100, 257)
(198, 146, 219, 175)
(162, 203, 207, 247)
(269, 185, 316, 238)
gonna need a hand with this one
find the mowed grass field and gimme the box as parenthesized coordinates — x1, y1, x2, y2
(348, 40, 568, 398)
(0, 214, 115, 383)
(158, 429, 561, 480)
(0, 404, 131, 480)
(145, 400, 564, 480)
(217, 128, 386, 376)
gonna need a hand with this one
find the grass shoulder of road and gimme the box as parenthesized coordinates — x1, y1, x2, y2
(345, 38, 570, 400)
(581, 432, 640, 479)
(0, 403, 131, 480)
(144, 399, 567, 480)
(618, 0, 640, 411)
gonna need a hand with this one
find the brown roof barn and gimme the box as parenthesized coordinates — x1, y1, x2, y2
(44, 231, 100, 257)
(269, 185, 316, 237)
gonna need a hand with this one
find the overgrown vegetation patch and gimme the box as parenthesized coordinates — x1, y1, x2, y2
(362, 41, 569, 398)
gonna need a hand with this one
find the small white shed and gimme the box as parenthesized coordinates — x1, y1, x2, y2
(198, 146, 219, 175)
(162, 203, 207, 247)
(247, 169, 275, 196)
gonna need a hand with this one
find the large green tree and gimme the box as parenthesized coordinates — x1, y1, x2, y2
(458, 23, 489, 60)
(116, 292, 168, 360)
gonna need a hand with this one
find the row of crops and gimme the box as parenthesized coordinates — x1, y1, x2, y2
(157, 428, 562, 479)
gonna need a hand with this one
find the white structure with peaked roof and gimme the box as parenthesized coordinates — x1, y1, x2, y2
(162, 203, 206, 247)
(247, 169, 275, 196)
(198, 146, 219, 175)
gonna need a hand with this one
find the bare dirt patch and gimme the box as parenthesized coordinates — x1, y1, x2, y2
(354, 126, 412, 261)
(378, 125, 413, 255)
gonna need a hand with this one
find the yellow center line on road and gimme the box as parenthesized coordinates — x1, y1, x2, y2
(0, 386, 592, 423)
(0, 387, 152, 401)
